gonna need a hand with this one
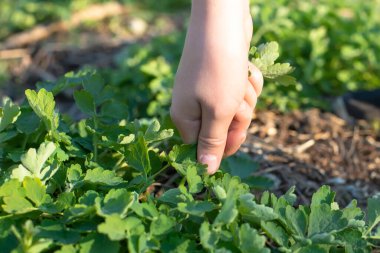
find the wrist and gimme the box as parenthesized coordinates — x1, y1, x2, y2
(188, 0, 251, 54)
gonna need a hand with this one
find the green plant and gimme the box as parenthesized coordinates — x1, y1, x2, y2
(0, 42, 379, 252)
(250, 0, 380, 110)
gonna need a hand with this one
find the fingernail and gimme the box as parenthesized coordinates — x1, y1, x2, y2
(199, 154, 218, 174)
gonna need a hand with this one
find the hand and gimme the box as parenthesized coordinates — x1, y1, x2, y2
(170, 0, 263, 174)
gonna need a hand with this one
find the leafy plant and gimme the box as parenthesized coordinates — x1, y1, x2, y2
(250, 0, 380, 110)
(0, 42, 379, 252)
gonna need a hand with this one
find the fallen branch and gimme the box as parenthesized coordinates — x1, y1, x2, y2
(1, 2, 127, 49)
(0, 48, 29, 60)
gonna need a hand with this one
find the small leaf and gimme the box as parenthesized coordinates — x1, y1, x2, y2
(150, 214, 175, 235)
(239, 223, 269, 253)
(221, 152, 258, 179)
(144, 119, 173, 143)
(257, 42, 280, 65)
(132, 202, 159, 220)
(261, 221, 289, 247)
(0, 98, 20, 132)
(79, 233, 120, 253)
(177, 201, 215, 216)
(199, 222, 219, 250)
(367, 196, 380, 232)
(11, 142, 57, 182)
(308, 203, 348, 236)
(95, 189, 137, 217)
(310, 185, 335, 209)
(126, 133, 151, 175)
(97, 215, 128, 241)
(25, 89, 59, 131)
(23, 177, 47, 206)
(84, 167, 124, 186)
(74, 90, 96, 116)
(186, 165, 203, 194)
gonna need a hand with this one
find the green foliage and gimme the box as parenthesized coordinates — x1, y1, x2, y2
(250, 0, 380, 110)
(0, 70, 379, 252)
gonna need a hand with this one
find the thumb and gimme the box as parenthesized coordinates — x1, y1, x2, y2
(197, 109, 232, 174)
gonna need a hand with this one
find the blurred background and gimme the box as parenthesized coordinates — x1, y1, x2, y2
(0, 0, 379, 205)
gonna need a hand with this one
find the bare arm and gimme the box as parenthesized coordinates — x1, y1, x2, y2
(171, 0, 263, 174)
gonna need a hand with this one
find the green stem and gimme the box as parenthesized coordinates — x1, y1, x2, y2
(150, 163, 171, 179)
(21, 135, 29, 150)
(93, 116, 99, 162)
(365, 221, 380, 236)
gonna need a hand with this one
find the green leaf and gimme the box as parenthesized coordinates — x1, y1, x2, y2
(221, 152, 259, 179)
(261, 221, 289, 247)
(25, 88, 59, 131)
(67, 164, 83, 184)
(212, 185, 227, 201)
(74, 90, 96, 116)
(213, 180, 240, 226)
(83, 167, 124, 186)
(257, 42, 280, 66)
(367, 196, 380, 233)
(95, 189, 137, 217)
(0, 98, 20, 132)
(144, 119, 173, 143)
(158, 188, 192, 206)
(264, 63, 295, 79)
(308, 204, 348, 237)
(285, 205, 308, 237)
(199, 222, 219, 250)
(238, 193, 278, 224)
(239, 223, 269, 253)
(150, 213, 175, 236)
(335, 229, 370, 253)
(37, 220, 81, 244)
(2, 194, 35, 214)
(97, 215, 128, 241)
(82, 74, 112, 105)
(310, 185, 336, 209)
(131, 202, 159, 220)
(283, 186, 297, 206)
(23, 177, 47, 206)
(0, 130, 18, 143)
(214, 196, 238, 226)
(55, 245, 77, 253)
(79, 233, 120, 253)
(161, 235, 199, 253)
(126, 133, 151, 175)
(168, 144, 197, 164)
(11, 142, 57, 182)
(177, 201, 215, 217)
(297, 245, 329, 253)
(186, 165, 203, 194)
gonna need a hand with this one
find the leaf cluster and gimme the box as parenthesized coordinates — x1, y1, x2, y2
(0, 70, 379, 252)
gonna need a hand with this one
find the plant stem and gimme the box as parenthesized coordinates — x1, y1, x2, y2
(93, 116, 99, 162)
(150, 163, 170, 179)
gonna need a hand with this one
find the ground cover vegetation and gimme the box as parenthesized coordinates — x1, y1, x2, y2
(1, 0, 380, 252)
(0, 42, 379, 252)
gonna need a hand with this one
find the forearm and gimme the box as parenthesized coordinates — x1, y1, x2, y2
(187, 0, 251, 54)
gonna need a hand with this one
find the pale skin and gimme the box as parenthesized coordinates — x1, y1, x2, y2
(170, 0, 263, 174)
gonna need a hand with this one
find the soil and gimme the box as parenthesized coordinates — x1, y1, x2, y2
(245, 110, 380, 207)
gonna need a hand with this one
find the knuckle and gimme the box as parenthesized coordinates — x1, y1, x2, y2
(198, 135, 226, 149)
(203, 102, 235, 120)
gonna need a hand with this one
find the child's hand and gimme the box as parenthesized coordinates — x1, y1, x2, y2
(170, 0, 263, 174)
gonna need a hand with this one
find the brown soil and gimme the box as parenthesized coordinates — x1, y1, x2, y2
(245, 109, 380, 207)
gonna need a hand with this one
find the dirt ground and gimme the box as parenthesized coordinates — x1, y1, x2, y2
(245, 110, 380, 207)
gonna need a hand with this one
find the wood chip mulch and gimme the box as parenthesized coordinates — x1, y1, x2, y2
(244, 109, 380, 207)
